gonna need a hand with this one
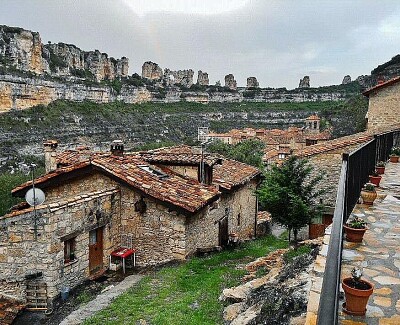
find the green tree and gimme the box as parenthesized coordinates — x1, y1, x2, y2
(207, 139, 265, 168)
(257, 156, 324, 242)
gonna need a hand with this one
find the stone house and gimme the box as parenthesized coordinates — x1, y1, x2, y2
(364, 76, 400, 131)
(0, 142, 260, 306)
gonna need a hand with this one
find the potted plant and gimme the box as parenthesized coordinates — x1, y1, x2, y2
(368, 170, 382, 187)
(375, 161, 385, 174)
(390, 147, 400, 163)
(360, 183, 377, 206)
(343, 215, 367, 242)
(342, 267, 374, 316)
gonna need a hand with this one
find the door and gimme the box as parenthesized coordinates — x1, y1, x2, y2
(89, 227, 103, 274)
(219, 217, 229, 247)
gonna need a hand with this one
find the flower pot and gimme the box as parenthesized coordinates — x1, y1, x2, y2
(343, 225, 367, 242)
(390, 155, 399, 163)
(375, 166, 385, 174)
(360, 190, 377, 205)
(342, 277, 373, 316)
(369, 175, 382, 187)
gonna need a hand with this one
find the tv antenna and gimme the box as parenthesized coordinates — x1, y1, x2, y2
(23, 164, 45, 240)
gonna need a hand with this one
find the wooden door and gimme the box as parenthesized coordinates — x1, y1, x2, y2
(219, 217, 229, 247)
(89, 227, 103, 274)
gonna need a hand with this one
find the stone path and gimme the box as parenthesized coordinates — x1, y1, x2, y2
(339, 161, 400, 324)
(59, 274, 142, 325)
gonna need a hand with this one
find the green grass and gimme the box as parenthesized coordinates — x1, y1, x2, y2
(283, 245, 312, 263)
(84, 235, 287, 325)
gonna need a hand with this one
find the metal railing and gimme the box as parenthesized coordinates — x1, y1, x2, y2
(317, 130, 399, 325)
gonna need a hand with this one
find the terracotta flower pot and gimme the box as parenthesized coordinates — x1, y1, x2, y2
(390, 155, 399, 163)
(369, 175, 382, 187)
(343, 225, 367, 242)
(360, 190, 377, 205)
(375, 166, 385, 174)
(342, 277, 374, 316)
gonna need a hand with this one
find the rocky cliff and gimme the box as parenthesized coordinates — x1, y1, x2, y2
(0, 25, 128, 82)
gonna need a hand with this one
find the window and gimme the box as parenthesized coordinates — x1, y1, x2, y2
(64, 238, 76, 263)
(278, 153, 286, 159)
(237, 213, 241, 226)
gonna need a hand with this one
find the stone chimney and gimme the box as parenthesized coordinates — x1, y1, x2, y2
(110, 140, 124, 156)
(43, 140, 58, 173)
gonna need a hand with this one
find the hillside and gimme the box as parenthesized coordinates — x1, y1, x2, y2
(0, 98, 368, 169)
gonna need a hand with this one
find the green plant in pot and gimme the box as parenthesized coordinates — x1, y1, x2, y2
(375, 161, 385, 174)
(342, 267, 374, 316)
(390, 146, 400, 163)
(368, 170, 382, 187)
(343, 215, 368, 242)
(360, 183, 377, 206)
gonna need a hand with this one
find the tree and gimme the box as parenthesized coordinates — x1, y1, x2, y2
(207, 139, 265, 168)
(257, 156, 324, 242)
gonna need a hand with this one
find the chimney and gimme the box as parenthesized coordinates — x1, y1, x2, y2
(110, 140, 124, 156)
(43, 140, 58, 173)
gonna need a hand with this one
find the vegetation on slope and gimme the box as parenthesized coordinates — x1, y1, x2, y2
(84, 235, 288, 325)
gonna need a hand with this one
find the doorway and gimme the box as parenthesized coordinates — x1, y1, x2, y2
(89, 227, 103, 274)
(219, 216, 229, 247)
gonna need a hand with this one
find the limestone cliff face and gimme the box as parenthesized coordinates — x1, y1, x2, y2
(0, 26, 128, 81)
(197, 71, 209, 86)
(298, 76, 310, 88)
(225, 74, 237, 90)
(247, 77, 259, 88)
(0, 74, 151, 112)
(142, 61, 163, 80)
(164, 69, 194, 88)
(0, 26, 44, 74)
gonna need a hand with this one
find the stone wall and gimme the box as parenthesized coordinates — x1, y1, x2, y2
(0, 188, 120, 302)
(225, 74, 237, 90)
(119, 187, 187, 265)
(164, 69, 194, 88)
(185, 181, 257, 255)
(367, 81, 400, 131)
(197, 71, 209, 86)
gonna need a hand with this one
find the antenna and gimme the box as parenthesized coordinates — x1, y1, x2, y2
(24, 164, 45, 240)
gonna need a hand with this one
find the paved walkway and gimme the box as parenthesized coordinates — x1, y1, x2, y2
(60, 274, 142, 325)
(339, 161, 400, 324)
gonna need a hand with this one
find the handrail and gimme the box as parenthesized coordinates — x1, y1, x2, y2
(317, 129, 399, 324)
(316, 156, 347, 325)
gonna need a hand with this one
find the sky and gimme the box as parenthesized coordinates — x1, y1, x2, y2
(1, 0, 400, 89)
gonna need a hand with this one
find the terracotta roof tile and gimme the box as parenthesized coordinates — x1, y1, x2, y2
(363, 76, 400, 97)
(213, 159, 260, 190)
(295, 132, 373, 157)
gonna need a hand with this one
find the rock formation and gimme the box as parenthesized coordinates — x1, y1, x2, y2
(0, 25, 44, 74)
(197, 70, 209, 86)
(142, 61, 163, 80)
(0, 25, 128, 81)
(342, 75, 351, 85)
(246, 77, 259, 88)
(164, 69, 194, 88)
(298, 76, 310, 88)
(225, 74, 237, 90)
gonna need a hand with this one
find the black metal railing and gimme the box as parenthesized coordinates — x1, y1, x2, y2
(317, 129, 399, 325)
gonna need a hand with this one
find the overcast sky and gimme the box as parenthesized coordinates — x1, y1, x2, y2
(1, 0, 400, 89)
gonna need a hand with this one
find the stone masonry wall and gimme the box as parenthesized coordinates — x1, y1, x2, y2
(185, 180, 257, 255)
(119, 186, 187, 266)
(0, 188, 120, 302)
(367, 82, 400, 131)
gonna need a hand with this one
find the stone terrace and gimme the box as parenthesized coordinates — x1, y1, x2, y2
(306, 161, 400, 324)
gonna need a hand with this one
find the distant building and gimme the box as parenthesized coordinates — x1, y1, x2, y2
(363, 76, 400, 131)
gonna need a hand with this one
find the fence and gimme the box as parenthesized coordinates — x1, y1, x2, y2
(317, 130, 399, 325)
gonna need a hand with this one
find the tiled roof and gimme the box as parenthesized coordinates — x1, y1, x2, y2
(363, 76, 400, 97)
(295, 133, 373, 157)
(213, 159, 260, 190)
(139, 151, 222, 167)
(12, 156, 219, 214)
(305, 114, 320, 120)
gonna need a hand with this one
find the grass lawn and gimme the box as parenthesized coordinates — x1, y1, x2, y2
(84, 235, 288, 325)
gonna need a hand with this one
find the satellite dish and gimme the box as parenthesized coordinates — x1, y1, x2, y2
(25, 188, 46, 207)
